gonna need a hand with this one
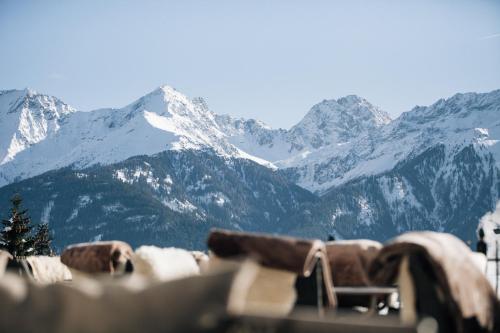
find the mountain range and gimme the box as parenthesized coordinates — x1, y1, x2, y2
(0, 86, 499, 250)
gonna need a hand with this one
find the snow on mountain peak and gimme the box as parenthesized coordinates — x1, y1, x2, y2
(24, 87, 38, 96)
(294, 89, 500, 193)
(0, 89, 75, 165)
(213, 94, 394, 176)
(288, 95, 391, 150)
(1, 85, 499, 195)
(0, 86, 274, 186)
(122, 85, 215, 124)
(400, 89, 500, 124)
(154, 85, 190, 105)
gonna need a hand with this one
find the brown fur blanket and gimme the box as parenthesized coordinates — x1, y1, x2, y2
(326, 239, 382, 286)
(325, 239, 382, 307)
(369, 232, 500, 333)
(61, 241, 133, 274)
(207, 229, 336, 306)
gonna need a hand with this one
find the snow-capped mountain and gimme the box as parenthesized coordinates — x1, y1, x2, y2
(215, 95, 392, 192)
(3, 85, 498, 193)
(0, 85, 499, 249)
(0, 89, 75, 165)
(0, 86, 271, 186)
(218, 91, 500, 194)
(0, 86, 436, 194)
(286, 90, 500, 193)
(298, 90, 500, 242)
(287, 95, 391, 151)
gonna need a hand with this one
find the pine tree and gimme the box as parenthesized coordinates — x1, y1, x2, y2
(0, 194, 35, 258)
(33, 223, 54, 256)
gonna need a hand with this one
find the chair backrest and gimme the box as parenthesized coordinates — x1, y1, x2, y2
(325, 240, 382, 307)
(370, 232, 500, 333)
(207, 229, 337, 308)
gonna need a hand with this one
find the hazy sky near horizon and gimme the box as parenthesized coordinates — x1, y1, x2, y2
(1, 0, 499, 128)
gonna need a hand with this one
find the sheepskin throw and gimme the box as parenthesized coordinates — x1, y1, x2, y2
(61, 241, 133, 274)
(207, 229, 336, 307)
(132, 246, 199, 282)
(25, 256, 72, 284)
(369, 231, 500, 333)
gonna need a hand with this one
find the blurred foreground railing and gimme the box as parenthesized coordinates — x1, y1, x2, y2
(210, 311, 437, 333)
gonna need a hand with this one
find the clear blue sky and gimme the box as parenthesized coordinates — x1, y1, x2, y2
(1, 0, 499, 128)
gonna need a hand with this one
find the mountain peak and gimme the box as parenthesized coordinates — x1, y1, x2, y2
(0, 88, 75, 165)
(0, 88, 35, 103)
(23, 87, 38, 96)
(0, 88, 74, 115)
(446, 89, 500, 108)
(151, 85, 190, 104)
(401, 89, 500, 124)
(0, 88, 39, 98)
(336, 94, 365, 105)
(311, 95, 391, 124)
(287, 95, 391, 149)
(122, 85, 194, 119)
(156, 84, 179, 97)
